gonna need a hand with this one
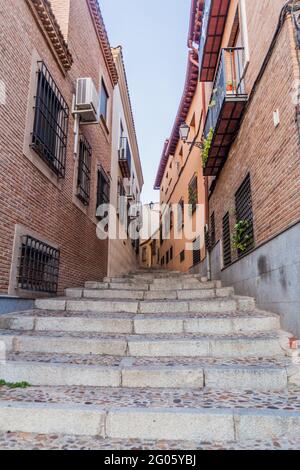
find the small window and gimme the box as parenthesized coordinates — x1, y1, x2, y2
(170, 246, 173, 261)
(170, 210, 174, 230)
(142, 247, 147, 262)
(77, 136, 92, 205)
(193, 237, 201, 266)
(188, 174, 198, 213)
(31, 62, 69, 178)
(161, 256, 165, 266)
(100, 79, 109, 121)
(235, 173, 254, 256)
(96, 166, 110, 219)
(178, 199, 184, 230)
(160, 224, 163, 246)
(18, 235, 60, 293)
(166, 250, 169, 264)
(210, 212, 216, 248)
(223, 212, 231, 267)
(180, 250, 185, 263)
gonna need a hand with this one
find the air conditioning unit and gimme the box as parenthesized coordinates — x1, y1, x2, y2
(74, 78, 99, 122)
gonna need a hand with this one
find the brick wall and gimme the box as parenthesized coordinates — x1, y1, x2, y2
(209, 15, 300, 263)
(0, 0, 114, 295)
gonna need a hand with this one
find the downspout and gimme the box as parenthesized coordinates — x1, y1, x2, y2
(201, 81, 211, 281)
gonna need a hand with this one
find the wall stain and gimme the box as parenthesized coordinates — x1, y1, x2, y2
(279, 266, 287, 291)
(257, 255, 271, 278)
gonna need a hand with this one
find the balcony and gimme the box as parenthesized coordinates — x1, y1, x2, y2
(199, 0, 230, 82)
(118, 137, 132, 178)
(202, 47, 248, 177)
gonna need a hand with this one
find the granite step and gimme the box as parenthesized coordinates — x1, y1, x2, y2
(67, 287, 234, 301)
(0, 330, 291, 357)
(0, 353, 293, 390)
(34, 296, 255, 314)
(0, 385, 300, 440)
(0, 310, 280, 335)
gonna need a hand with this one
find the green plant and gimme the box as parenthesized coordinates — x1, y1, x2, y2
(0, 379, 31, 389)
(202, 127, 214, 168)
(232, 219, 252, 252)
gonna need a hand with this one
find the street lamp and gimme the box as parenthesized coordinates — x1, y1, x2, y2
(179, 122, 190, 142)
(179, 122, 203, 149)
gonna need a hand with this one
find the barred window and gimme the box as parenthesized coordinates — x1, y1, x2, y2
(180, 250, 185, 263)
(77, 136, 92, 205)
(188, 175, 198, 213)
(166, 250, 169, 264)
(31, 62, 69, 178)
(96, 166, 110, 219)
(223, 212, 231, 267)
(210, 212, 216, 248)
(18, 235, 60, 293)
(193, 237, 201, 266)
(170, 246, 173, 261)
(235, 174, 254, 256)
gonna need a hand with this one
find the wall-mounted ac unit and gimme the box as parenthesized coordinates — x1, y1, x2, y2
(74, 78, 99, 122)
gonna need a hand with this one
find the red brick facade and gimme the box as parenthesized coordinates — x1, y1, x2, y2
(207, 1, 300, 263)
(0, 0, 116, 295)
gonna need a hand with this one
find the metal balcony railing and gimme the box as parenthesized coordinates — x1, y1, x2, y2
(204, 47, 246, 139)
(118, 137, 132, 178)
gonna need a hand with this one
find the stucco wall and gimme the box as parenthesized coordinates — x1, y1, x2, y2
(202, 223, 300, 338)
(108, 79, 140, 277)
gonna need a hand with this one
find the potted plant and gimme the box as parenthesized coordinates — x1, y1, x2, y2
(232, 219, 253, 253)
(226, 80, 235, 93)
(202, 127, 214, 168)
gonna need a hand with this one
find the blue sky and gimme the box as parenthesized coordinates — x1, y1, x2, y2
(100, 0, 191, 203)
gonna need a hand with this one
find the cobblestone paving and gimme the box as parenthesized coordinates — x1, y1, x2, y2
(0, 432, 300, 450)
(6, 352, 291, 367)
(1, 385, 300, 410)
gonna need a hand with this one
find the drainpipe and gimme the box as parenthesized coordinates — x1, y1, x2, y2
(201, 81, 212, 281)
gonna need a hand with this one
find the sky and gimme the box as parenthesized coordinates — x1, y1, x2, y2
(100, 0, 191, 204)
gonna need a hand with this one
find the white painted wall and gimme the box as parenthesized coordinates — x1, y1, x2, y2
(108, 83, 141, 277)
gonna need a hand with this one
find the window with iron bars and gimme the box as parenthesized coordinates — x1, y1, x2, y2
(96, 166, 110, 220)
(223, 212, 232, 268)
(31, 62, 69, 178)
(210, 212, 216, 248)
(18, 235, 60, 293)
(193, 237, 201, 266)
(235, 173, 254, 256)
(188, 175, 198, 213)
(77, 136, 92, 205)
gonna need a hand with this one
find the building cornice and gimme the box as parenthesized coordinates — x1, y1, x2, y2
(188, 0, 205, 46)
(87, 0, 118, 87)
(26, 0, 73, 72)
(154, 0, 204, 190)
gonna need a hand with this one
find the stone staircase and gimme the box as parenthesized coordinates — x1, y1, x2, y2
(0, 269, 300, 448)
